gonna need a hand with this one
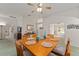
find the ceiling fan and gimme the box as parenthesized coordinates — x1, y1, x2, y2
(27, 3, 52, 13)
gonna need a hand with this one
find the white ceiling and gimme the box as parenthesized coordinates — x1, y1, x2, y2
(0, 3, 79, 18)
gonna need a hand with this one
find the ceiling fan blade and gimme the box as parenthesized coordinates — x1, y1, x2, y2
(27, 3, 34, 6)
(37, 3, 43, 7)
(45, 7, 52, 10)
(9, 16, 16, 18)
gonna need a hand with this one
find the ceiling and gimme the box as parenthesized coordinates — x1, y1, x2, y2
(0, 3, 79, 18)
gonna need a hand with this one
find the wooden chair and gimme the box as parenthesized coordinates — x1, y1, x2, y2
(15, 40, 23, 56)
(49, 39, 71, 56)
(65, 39, 71, 56)
(15, 40, 33, 56)
(46, 34, 54, 40)
(32, 34, 37, 39)
(23, 33, 30, 37)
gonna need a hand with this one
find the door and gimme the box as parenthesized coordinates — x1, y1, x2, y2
(0, 25, 5, 40)
(50, 24, 54, 34)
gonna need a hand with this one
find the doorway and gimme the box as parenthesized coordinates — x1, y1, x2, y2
(0, 24, 17, 40)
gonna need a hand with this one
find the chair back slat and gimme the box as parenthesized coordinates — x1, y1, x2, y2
(65, 39, 71, 56)
(32, 34, 37, 39)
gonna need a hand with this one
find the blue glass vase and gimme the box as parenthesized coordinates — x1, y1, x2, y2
(36, 33, 40, 42)
(44, 31, 46, 39)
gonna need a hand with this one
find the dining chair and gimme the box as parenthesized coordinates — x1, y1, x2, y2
(32, 34, 37, 39)
(15, 40, 23, 56)
(49, 38, 71, 56)
(47, 34, 54, 38)
(65, 39, 71, 56)
(23, 33, 30, 37)
(15, 40, 33, 56)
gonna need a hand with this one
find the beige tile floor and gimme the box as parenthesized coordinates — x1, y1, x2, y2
(0, 39, 17, 56)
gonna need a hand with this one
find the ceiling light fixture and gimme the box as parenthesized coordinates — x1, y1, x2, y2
(37, 7, 42, 12)
(37, 3, 43, 12)
(0, 22, 6, 26)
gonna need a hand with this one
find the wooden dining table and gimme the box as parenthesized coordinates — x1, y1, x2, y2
(20, 35, 59, 56)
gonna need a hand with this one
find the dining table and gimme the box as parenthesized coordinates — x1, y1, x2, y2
(20, 34, 59, 56)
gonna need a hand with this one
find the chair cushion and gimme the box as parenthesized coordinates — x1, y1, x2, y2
(48, 53, 58, 56)
(53, 46, 66, 56)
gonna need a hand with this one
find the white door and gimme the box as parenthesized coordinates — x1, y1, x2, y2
(50, 24, 54, 34)
(0, 26, 6, 40)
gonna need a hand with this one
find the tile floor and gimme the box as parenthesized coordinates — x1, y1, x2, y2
(0, 39, 16, 56)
